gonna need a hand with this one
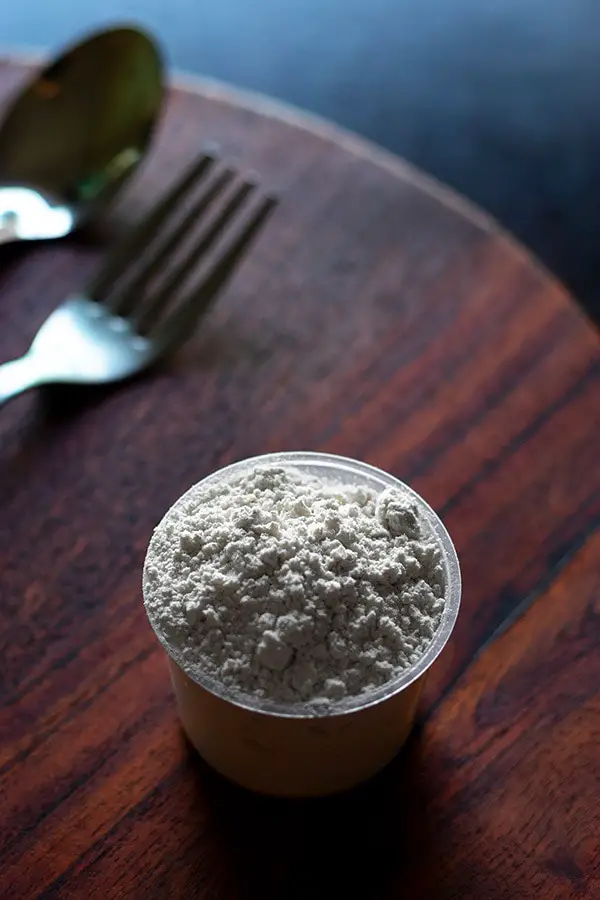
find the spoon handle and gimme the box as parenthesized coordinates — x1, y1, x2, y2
(0, 353, 43, 405)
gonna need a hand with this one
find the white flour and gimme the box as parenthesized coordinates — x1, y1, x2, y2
(143, 466, 446, 706)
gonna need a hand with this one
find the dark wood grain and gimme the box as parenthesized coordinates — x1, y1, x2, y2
(7, 528, 596, 900)
(1, 59, 599, 898)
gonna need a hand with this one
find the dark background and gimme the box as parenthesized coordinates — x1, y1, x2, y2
(1, 0, 599, 320)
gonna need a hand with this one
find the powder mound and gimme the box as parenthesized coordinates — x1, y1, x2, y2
(143, 466, 446, 706)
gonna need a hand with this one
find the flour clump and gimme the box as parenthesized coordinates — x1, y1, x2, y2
(143, 466, 446, 706)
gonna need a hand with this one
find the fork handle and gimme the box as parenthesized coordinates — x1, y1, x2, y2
(0, 225, 17, 246)
(0, 354, 43, 405)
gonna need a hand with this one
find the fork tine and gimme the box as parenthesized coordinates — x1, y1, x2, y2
(132, 178, 257, 333)
(88, 152, 215, 302)
(109, 166, 235, 317)
(152, 195, 277, 350)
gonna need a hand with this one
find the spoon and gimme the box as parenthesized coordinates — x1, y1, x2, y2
(0, 25, 164, 246)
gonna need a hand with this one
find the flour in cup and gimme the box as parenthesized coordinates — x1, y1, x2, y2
(143, 466, 446, 706)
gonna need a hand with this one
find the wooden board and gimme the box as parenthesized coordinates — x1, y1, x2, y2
(1, 59, 599, 898)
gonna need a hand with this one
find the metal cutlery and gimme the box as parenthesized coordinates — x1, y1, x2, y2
(0, 152, 276, 405)
(0, 26, 164, 245)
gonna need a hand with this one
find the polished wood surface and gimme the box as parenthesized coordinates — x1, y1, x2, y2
(1, 59, 599, 898)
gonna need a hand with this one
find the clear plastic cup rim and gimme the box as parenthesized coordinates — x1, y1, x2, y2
(144, 451, 461, 719)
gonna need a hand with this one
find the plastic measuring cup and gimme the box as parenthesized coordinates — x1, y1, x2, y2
(143, 451, 461, 797)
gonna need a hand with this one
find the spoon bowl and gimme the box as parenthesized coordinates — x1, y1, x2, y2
(0, 25, 164, 245)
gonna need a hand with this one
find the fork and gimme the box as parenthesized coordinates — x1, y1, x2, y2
(0, 152, 276, 406)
